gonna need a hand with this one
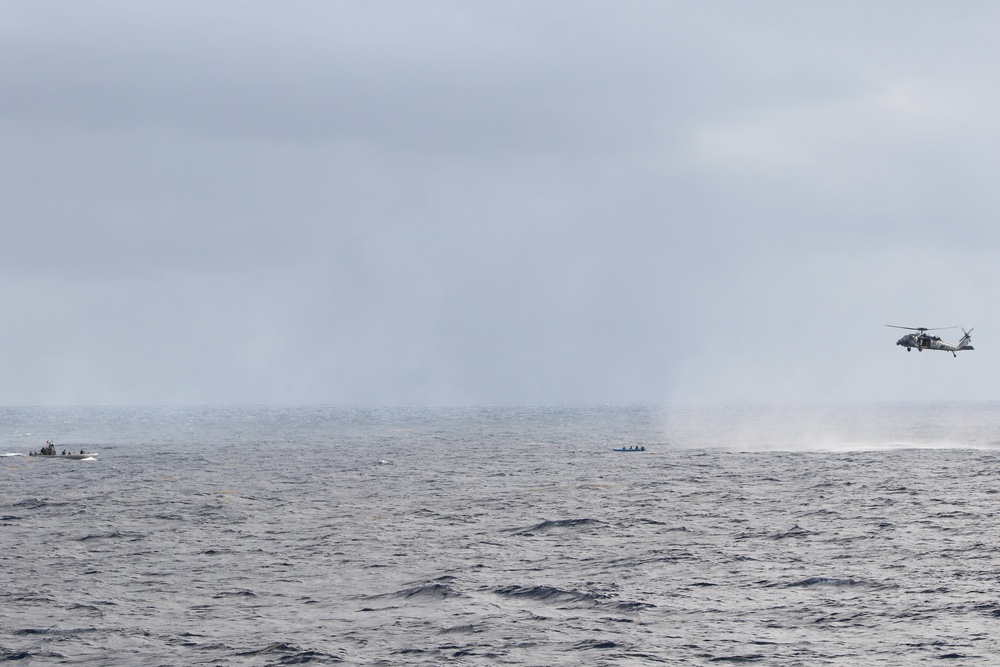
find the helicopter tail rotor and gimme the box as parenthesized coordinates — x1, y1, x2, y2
(959, 328, 975, 350)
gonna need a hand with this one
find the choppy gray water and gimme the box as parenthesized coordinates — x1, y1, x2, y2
(3, 403, 1000, 665)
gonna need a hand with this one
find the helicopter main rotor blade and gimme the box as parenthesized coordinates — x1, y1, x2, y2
(885, 325, 958, 331)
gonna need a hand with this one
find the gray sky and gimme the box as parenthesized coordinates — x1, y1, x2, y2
(2, 1, 999, 405)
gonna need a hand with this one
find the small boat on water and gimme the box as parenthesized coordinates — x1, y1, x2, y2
(613, 446, 646, 452)
(29, 442, 97, 459)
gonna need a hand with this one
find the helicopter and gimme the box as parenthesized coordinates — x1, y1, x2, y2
(886, 325, 974, 357)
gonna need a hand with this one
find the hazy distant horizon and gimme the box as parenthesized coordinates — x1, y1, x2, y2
(3, 398, 997, 409)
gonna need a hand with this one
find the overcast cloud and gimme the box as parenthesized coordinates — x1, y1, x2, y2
(2, 1, 999, 405)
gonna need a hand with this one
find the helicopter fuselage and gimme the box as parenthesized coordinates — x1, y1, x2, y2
(895, 332, 973, 355)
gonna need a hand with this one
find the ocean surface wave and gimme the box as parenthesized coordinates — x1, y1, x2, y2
(3, 403, 1000, 664)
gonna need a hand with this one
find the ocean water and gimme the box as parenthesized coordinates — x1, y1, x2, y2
(3, 403, 1000, 665)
